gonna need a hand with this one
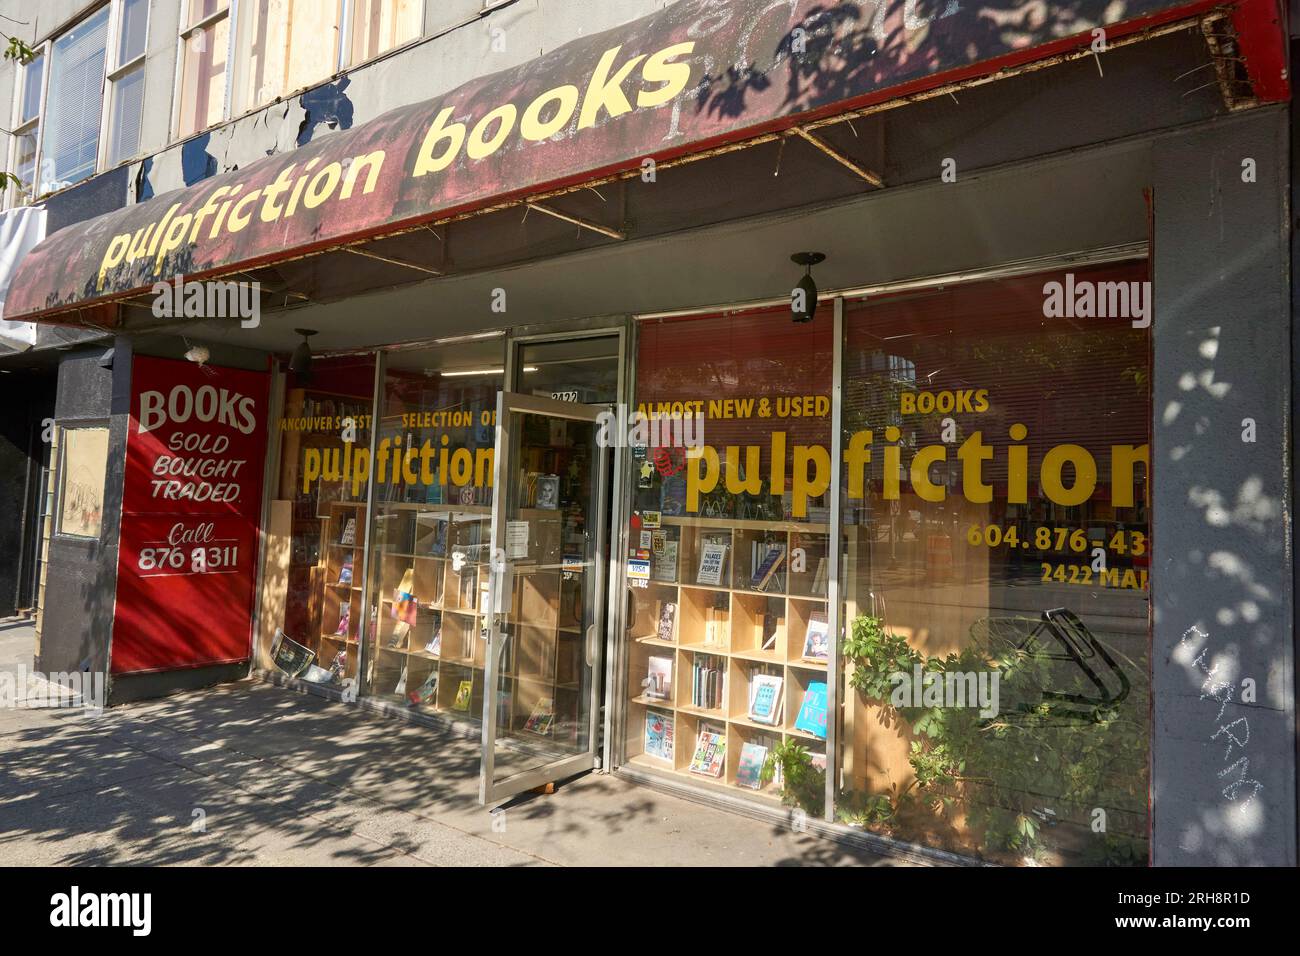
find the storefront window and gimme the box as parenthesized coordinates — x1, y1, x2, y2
(359, 344, 502, 714)
(262, 355, 375, 686)
(834, 264, 1151, 865)
(623, 305, 833, 798)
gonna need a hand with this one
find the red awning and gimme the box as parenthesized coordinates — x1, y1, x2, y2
(5, 0, 1271, 324)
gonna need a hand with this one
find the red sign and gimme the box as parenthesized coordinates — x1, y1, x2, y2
(111, 356, 270, 674)
(5, 0, 1226, 322)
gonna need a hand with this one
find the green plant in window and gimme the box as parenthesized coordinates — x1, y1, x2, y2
(841, 613, 1149, 865)
(762, 738, 825, 817)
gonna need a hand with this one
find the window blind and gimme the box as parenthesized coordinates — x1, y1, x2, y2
(41, 7, 109, 193)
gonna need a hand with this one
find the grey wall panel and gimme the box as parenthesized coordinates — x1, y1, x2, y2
(1151, 106, 1296, 866)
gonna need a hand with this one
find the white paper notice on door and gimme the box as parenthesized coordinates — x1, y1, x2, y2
(506, 520, 529, 559)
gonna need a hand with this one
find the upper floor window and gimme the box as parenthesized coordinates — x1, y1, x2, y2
(41, 6, 110, 193)
(176, 0, 232, 138)
(106, 0, 150, 166)
(347, 0, 423, 67)
(235, 0, 344, 114)
(6, 0, 150, 206)
(175, 0, 423, 140)
(8, 53, 43, 205)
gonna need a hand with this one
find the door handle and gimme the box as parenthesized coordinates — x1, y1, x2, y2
(585, 623, 598, 668)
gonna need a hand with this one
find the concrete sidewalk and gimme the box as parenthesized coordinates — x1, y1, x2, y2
(0, 623, 904, 867)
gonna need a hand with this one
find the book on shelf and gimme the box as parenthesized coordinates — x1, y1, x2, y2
(810, 557, 828, 597)
(760, 611, 779, 651)
(393, 664, 409, 697)
(523, 697, 555, 735)
(535, 474, 560, 510)
(420, 610, 442, 655)
(270, 629, 315, 678)
(392, 568, 418, 626)
(688, 728, 726, 777)
(326, 649, 347, 682)
(691, 657, 724, 710)
(644, 655, 673, 700)
(749, 543, 785, 591)
(696, 540, 728, 586)
(644, 711, 674, 761)
(340, 517, 356, 546)
(802, 611, 830, 661)
(337, 556, 353, 585)
(408, 670, 438, 706)
(735, 742, 769, 790)
(703, 598, 727, 646)
(453, 679, 473, 712)
(656, 601, 677, 643)
(335, 601, 351, 636)
(747, 673, 784, 726)
(387, 620, 410, 649)
(794, 681, 828, 739)
(652, 539, 678, 583)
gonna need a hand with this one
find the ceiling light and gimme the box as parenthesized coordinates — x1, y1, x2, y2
(289, 328, 317, 384)
(790, 251, 825, 323)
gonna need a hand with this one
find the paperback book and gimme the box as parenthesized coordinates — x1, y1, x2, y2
(645, 655, 673, 701)
(524, 697, 555, 735)
(735, 742, 769, 790)
(453, 679, 473, 711)
(749, 544, 785, 592)
(688, 729, 726, 777)
(340, 517, 356, 546)
(270, 629, 315, 678)
(643, 711, 674, 762)
(408, 670, 438, 706)
(747, 673, 784, 726)
(802, 611, 830, 661)
(337, 556, 353, 585)
(696, 541, 728, 586)
(656, 601, 677, 643)
(795, 681, 828, 739)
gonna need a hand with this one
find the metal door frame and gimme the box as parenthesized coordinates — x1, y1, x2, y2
(479, 390, 611, 804)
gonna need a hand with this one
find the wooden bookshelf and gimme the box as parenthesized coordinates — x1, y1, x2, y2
(275, 383, 371, 682)
(624, 518, 830, 800)
(361, 503, 583, 744)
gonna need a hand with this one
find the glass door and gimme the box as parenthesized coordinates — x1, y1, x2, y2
(480, 392, 610, 803)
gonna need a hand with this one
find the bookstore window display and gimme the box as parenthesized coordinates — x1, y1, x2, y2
(266, 355, 376, 687)
(622, 304, 834, 798)
(834, 264, 1152, 866)
(359, 346, 501, 715)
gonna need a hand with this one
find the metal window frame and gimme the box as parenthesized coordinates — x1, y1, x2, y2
(100, 0, 151, 170)
(5, 40, 50, 209)
(617, 242, 1150, 828)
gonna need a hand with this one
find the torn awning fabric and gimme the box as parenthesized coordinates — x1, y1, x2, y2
(4, 0, 1221, 323)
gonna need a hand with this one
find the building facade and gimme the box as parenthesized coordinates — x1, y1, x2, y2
(0, 0, 1294, 867)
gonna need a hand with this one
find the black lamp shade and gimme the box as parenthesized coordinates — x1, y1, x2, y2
(792, 272, 818, 323)
(290, 330, 315, 384)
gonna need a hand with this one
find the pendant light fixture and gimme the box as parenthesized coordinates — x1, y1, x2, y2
(790, 252, 825, 323)
(289, 328, 317, 384)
